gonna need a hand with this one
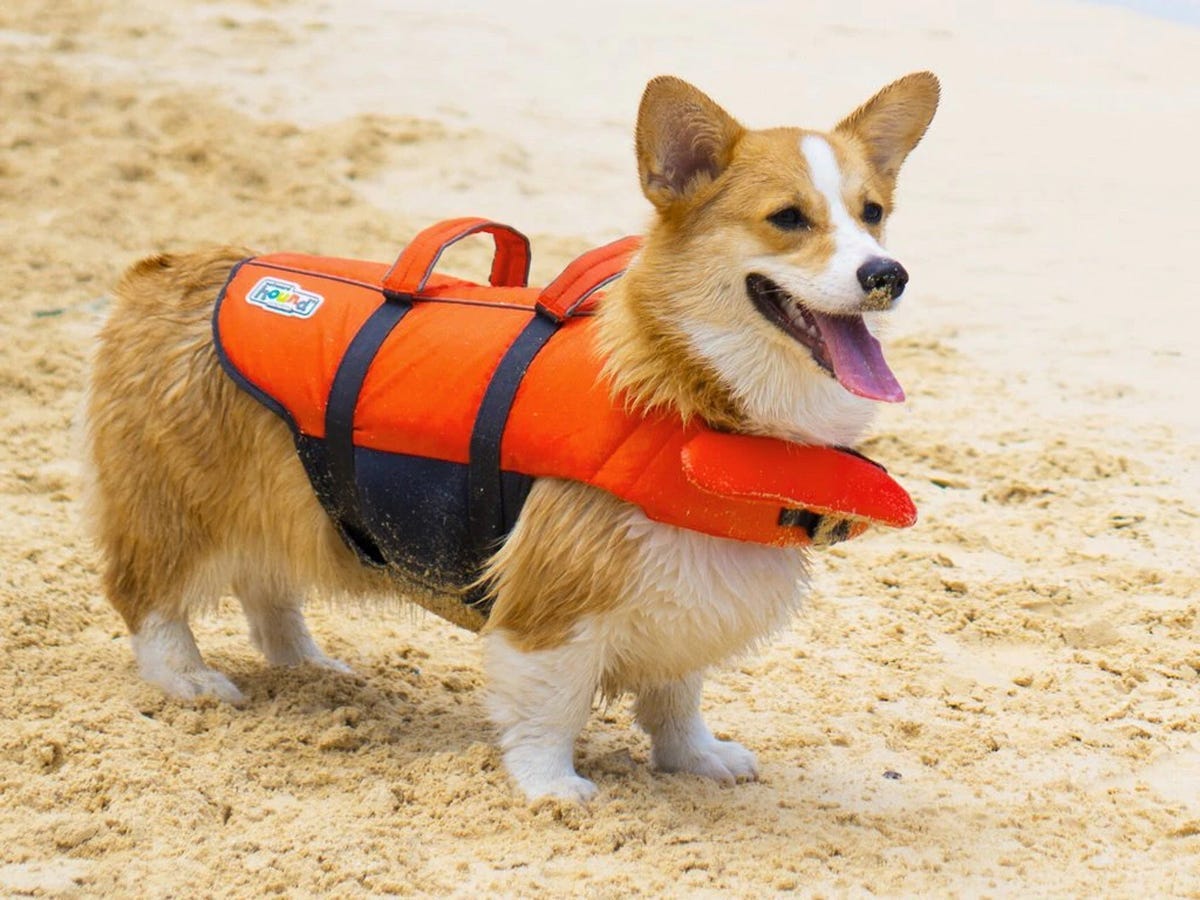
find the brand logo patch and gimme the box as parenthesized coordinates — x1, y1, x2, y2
(246, 277, 324, 318)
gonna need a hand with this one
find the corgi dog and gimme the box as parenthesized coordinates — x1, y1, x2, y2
(86, 72, 939, 801)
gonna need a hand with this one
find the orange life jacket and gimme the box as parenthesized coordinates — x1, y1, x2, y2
(213, 218, 916, 604)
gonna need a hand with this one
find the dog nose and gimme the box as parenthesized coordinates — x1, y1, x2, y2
(857, 257, 908, 300)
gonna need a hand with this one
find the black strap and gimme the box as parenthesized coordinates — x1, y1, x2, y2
(467, 311, 560, 557)
(778, 446, 881, 546)
(324, 293, 413, 562)
(779, 507, 822, 536)
(778, 507, 853, 545)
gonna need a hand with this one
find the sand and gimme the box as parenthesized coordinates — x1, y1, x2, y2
(1, 0, 1199, 895)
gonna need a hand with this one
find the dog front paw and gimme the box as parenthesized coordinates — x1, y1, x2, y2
(300, 653, 354, 674)
(653, 738, 759, 785)
(521, 774, 599, 804)
(502, 747, 598, 803)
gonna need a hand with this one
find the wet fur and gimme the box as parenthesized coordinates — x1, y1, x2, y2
(87, 73, 938, 800)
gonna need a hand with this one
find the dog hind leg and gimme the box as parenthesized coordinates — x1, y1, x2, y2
(635, 672, 758, 784)
(232, 569, 350, 673)
(95, 521, 245, 704)
(129, 608, 246, 704)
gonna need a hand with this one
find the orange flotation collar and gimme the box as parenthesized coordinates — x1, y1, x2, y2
(213, 218, 916, 601)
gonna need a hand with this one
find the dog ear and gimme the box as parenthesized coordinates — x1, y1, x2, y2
(835, 72, 940, 181)
(636, 76, 744, 211)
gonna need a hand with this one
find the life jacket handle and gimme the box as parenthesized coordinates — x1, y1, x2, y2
(382, 217, 533, 299)
(536, 235, 642, 322)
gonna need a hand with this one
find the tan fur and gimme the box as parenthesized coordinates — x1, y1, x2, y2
(593, 74, 939, 443)
(88, 73, 938, 749)
(482, 479, 640, 652)
(87, 250, 487, 635)
(835, 71, 940, 184)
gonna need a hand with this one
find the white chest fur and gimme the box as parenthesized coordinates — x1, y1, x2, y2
(592, 509, 810, 687)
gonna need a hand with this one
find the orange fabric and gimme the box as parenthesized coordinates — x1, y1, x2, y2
(215, 221, 917, 548)
(382, 217, 532, 294)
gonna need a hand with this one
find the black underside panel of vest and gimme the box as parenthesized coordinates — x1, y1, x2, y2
(295, 435, 531, 600)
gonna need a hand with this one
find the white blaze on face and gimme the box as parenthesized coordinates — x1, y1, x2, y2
(785, 134, 888, 313)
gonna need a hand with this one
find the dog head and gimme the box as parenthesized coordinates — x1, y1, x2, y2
(625, 72, 939, 445)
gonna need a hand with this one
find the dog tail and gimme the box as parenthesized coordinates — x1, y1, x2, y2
(113, 246, 252, 316)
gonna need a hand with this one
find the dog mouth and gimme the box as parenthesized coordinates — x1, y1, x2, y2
(745, 274, 904, 403)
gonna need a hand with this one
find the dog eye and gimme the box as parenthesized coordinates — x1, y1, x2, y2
(862, 202, 884, 225)
(767, 207, 810, 231)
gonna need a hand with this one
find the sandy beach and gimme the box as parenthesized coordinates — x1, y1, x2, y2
(1, 0, 1198, 894)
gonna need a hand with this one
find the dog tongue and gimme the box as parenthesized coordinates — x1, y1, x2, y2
(810, 311, 904, 403)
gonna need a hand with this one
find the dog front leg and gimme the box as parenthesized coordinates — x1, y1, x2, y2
(483, 629, 602, 802)
(635, 672, 758, 784)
